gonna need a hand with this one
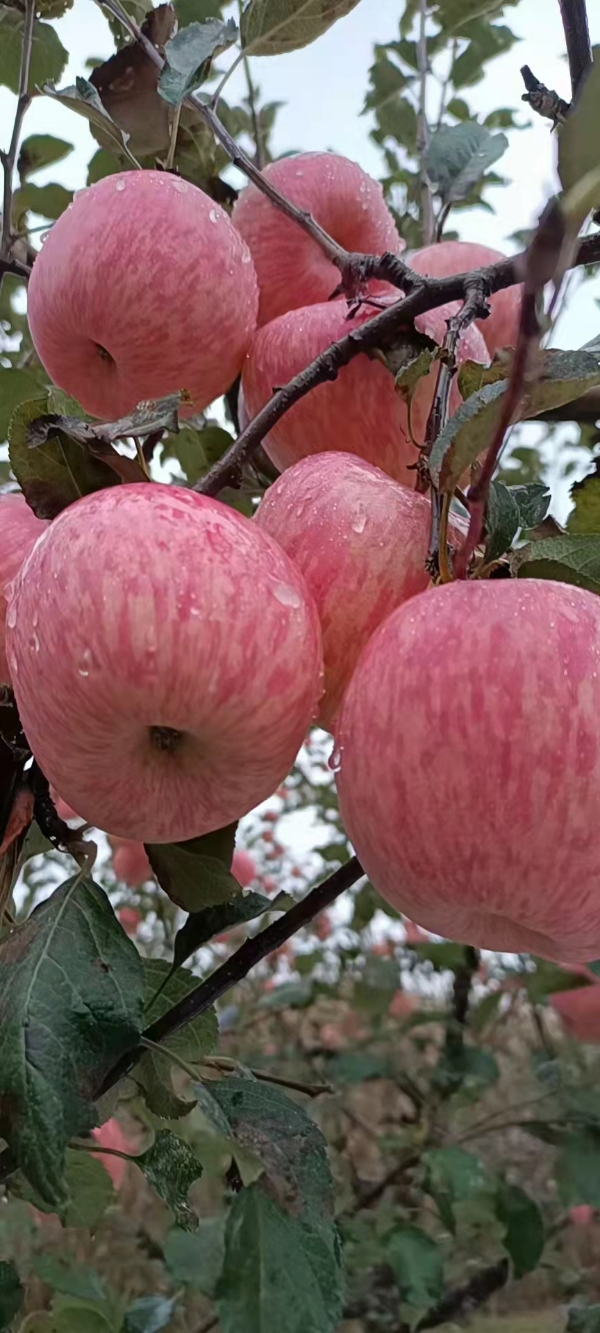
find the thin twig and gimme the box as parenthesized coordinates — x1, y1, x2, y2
(141, 1037, 333, 1098)
(416, 0, 435, 246)
(165, 103, 182, 172)
(237, 0, 263, 169)
(557, 0, 592, 99)
(0, 0, 35, 297)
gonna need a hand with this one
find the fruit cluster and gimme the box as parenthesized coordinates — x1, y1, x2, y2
(4, 152, 600, 965)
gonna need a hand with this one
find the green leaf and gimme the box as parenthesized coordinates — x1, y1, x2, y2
(123, 1295, 177, 1333)
(173, 891, 272, 970)
(193, 1081, 264, 1186)
(61, 1150, 115, 1230)
(143, 958, 218, 1063)
(146, 824, 240, 912)
(435, 1043, 499, 1094)
(160, 423, 233, 484)
(363, 51, 412, 116)
(433, 0, 519, 32)
(516, 534, 600, 595)
(557, 1130, 600, 1208)
(0, 9, 68, 93)
(159, 18, 238, 104)
(430, 349, 600, 492)
(136, 1129, 203, 1230)
(210, 1077, 341, 1327)
(385, 1225, 444, 1310)
(0, 875, 144, 1206)
(43, 78, 140, 169)
(18, 134, 73, 179)
(0, 369, 45, 442)
(41, 1301, 115, 1333)
(216, 1186, 342, 1333)
(241, 0, 362, 56)
(559, 47, 600, 202)
(423, 1146, 488, 1233)
(484, 481, 549, 562)
(450, 20, 516, 89)
(32, 1257, 109, 1305)
(426, 121, 508, 204)
(164, 1218, 226, 1297)
(495, 1182, 544, 1277)
(373, 95, 417, 152)
(9, 396, 120, 521)
(0, 1261, 23, 1331)
(568, 461, 600, 535)
(568, 1306, 600, 1332)
(13, 181, 73, 223)
(87, 148, 124, 185)
(135, 960, 217, 1118)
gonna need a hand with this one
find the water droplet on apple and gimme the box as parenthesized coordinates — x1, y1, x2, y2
(209, 209, 220, 223)
(29, 631, 39, 653)
(115, 179, 127, 192)
(77, 647, 93, 677)
(272, 583, 302, 608)
(241, 250, 252, 263)
(6, 602, 17, 630)
(172, 179, 188, 193)
(352, 503, 367, 534)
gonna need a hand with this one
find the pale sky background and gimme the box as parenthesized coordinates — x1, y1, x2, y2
(1, 0, 599, 356)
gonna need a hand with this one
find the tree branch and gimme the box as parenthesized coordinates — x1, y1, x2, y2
(557, 0, 592, 100)
(0, 0, 35, 298)
(195, 231, 600, 498)
(520, 64, 570, 126)
(416, 0, 435, 246)
(95, 856, 363, 1098)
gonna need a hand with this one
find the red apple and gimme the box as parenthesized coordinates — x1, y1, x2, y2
(52, 792, 82, 822)
(242, 296, 489, 485)
(0, 494, 47, 683)
(232, 151, 403, 326)
(232, 847, 256, 887)
(255, 452, 466, 728)
(113, 841, 152, 887)
(389, 990, 416, 1018)
(27, 171, 258, 420)
(336, 578, 600, 963)
(91, 1117, 136, 1189)
(409, 241, 522, 358)
(7, 483, 322, 843)
(118, 906, 142, 936)
(569, 1205, 594, 1226)
(550, 984, 600, 1042)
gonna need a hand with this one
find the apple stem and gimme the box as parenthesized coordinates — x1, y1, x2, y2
(0, 0, 35, 299)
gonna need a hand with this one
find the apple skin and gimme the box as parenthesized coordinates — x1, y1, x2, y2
(242, 297, 489, 485)
(410, 241, 522, 358)
(255, 452, 466, 728)
(118, 907, 142, 937)
(550, 983, 600, 1042)
(91, 1117, 136, 1188)
(113, 841, 151, 887)
(6, 483, 323, 843)
(27, 171, 259, 420)
(232, 151, 403, 326)
(0, 494, 47, 683)
(232, 847, 256, 886)
(336, 578, 600, 964)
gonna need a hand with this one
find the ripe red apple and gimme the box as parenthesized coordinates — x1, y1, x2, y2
(409, 241, 522, 358)
(7, 483, 322, 843)
(232, 151, 403, 326)
(389, 990, 416, 1018)
(52, 792, 82, 822)
(242, 297, 489, 485)
(118, 906, 142, 937)
(255, 452, 466, 728)
(92, 1117, 136, 1188)
(232, 847, 256, 887)
(336, 578, 600, 964)
(569, 1205, 594, 1226)
(550, 984, 600, 1042)
(27, 171, 258, 420)
(113, 841, 151, 887)
(0, 494, 47, 683)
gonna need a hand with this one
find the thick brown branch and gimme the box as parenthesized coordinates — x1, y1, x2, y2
(196, 232, 600, 498)
(558, 0, 592, 99)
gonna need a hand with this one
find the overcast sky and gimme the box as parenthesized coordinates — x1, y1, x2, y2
(1, 0, 599, 348)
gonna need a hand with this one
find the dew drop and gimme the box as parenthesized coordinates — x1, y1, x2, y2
(29, 631, 40, 653)
(328, 743, 344, 773)
(115, 179, 127, 192)
(352, 502, 367, 534)
(77, 647, 93, 677)
(6, 603, 17, 630)
(172, 178, 188, 192)
(40, 230, 51, 244)
(241, 249, 252, 263)
(209, 208, 220, 223)
(272, 583, 302, 608)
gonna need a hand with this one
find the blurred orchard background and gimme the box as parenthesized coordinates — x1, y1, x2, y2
(3, 1, 600, 1332)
